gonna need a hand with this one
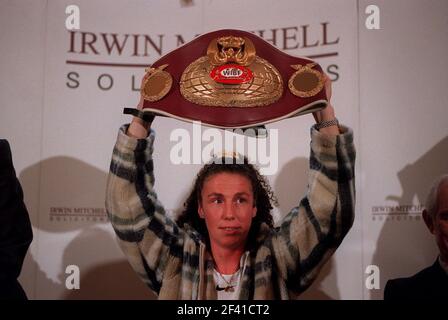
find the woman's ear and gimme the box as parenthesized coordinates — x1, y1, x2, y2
(252, 206, 257, 218)
(198, 205, 205, 219)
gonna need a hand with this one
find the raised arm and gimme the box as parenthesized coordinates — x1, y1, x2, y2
(105, 74, 184, 294)
(269, 75, 356, 294)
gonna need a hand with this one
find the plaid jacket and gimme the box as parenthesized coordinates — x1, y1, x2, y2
(106, 124, 355, 299)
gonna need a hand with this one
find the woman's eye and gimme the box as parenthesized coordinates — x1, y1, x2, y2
(212, 198, 223, 204)
(236, 198, 247, 203)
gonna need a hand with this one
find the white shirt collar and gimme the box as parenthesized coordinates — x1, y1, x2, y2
(213, 252, 249, 300)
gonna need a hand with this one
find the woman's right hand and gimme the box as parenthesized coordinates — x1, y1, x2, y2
(127, 72, 155, 138)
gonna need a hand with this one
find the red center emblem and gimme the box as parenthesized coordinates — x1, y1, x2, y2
(210, 64, 253, 84)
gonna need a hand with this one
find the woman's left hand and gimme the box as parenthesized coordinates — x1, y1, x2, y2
(312, 73, 339, 135)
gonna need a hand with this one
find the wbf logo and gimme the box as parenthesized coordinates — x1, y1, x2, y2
(210, 64, 253, 84)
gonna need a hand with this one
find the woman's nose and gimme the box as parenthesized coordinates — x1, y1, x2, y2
(221, 202, 236, 220)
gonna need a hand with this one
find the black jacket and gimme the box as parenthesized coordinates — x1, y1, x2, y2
(384, 259, 448, 300)
(0, 139, 33, 300)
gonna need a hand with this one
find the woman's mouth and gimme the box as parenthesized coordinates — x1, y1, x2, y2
(219, 226, 241, 234)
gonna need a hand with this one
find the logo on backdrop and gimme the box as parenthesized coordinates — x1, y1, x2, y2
(370, 136, 448, 223)
(65, 23, 341, 91)
(370, 204, 423, 222)
(49, 207, 107, 222)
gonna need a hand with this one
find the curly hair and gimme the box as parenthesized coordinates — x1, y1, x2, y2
(177, 155, 277, 249)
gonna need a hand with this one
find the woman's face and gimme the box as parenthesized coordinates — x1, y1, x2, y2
(198, 172, 257, 251)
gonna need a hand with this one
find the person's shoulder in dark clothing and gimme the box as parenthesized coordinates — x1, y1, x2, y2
(384, 259, 448, 300)
(0, 139, 33, 300)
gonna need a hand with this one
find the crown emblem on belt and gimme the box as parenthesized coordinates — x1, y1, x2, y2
(208, 36, 255, 66)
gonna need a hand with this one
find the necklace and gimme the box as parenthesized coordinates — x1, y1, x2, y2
(214, 269, 240, 292)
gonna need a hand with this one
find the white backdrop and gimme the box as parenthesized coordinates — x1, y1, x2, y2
(0, 0, 447, 299)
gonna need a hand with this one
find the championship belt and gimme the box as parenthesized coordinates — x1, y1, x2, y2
(139, 29, 327, 129)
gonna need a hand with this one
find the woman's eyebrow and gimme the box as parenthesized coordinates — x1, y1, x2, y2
(206, 192, 250, 197)
(234, 192, 250, 196)
(207, 192, 223, 198)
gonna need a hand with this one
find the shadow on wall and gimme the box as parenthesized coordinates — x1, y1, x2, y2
(19, 156, 156, 299)
(19, 156, 110, 232)
(20, 228, 156, 300)
(62, 228, 155, 299)
(274, 157, 340, 300)
(370, 136, 448, 300)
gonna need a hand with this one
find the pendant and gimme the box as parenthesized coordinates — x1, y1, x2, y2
(216, 285, 235, 292)
(224, 286, 235, 292)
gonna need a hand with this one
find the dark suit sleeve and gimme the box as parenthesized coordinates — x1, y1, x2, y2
(0, 140, 33, 299)
(384, 262, 446, 300)
(384, 279, 411, 300)
(384, 280, 396, 300)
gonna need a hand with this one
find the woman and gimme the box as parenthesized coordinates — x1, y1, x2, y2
(106, 74, 355, 299)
